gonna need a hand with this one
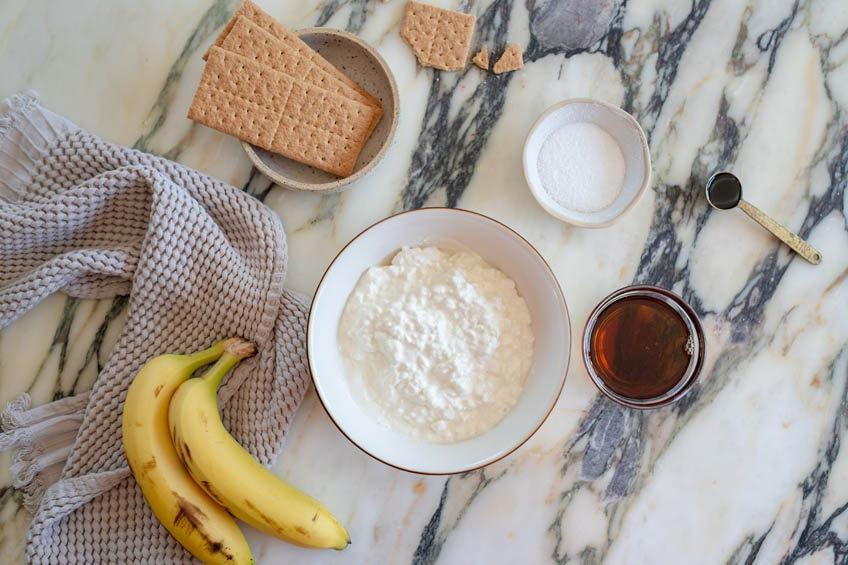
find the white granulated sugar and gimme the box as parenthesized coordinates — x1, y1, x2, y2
(537, 121, 625, 213)
(338, 246, 534, 444)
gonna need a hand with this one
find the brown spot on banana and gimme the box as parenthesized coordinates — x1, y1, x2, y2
(154, 384, 164, 397)
(201, 480, 226, 505)
(183, 443, 193, 463)
(171, 492, 235, 559)
(244, 499, 289, 537)
(171, 492, 209, 527)
(312, 513, 318, 522)
(142, 458, 156, 471)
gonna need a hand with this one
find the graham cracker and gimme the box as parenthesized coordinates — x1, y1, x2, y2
(188, 47, 379, 177)
(205, 0, 373, 103)
(493, 43, 524, 74)
(472, 45, 489, 70)
(221, 15, 383, 114)
(400, 1, 476, 72)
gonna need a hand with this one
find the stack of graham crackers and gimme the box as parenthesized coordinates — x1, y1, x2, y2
(188, 0, 383, 177)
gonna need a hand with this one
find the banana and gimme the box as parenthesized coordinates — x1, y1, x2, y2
(169, 339, 351, 550)
(122, 339, 254, 564)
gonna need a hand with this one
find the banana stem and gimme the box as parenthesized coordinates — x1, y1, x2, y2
(181, 340, 230, 374)
(201, 338, 258, 390)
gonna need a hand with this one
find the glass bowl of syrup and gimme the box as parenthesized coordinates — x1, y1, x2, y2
(582, 285, 705, 408)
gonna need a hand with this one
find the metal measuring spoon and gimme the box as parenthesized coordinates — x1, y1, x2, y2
(705, 172, 822, 265)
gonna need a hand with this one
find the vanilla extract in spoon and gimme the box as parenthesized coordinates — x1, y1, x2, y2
(704, 171, 742, 210)
(705, 172, 822, 265)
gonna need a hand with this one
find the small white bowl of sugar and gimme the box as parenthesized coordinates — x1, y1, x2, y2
(523, 99, 651, 228)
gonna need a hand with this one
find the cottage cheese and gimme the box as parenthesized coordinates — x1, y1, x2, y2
(338, 246, 534, 443)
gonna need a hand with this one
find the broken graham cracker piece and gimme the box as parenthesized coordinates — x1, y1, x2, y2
(221, 15, 383, 117)
(188, 47, 379, 177)
(400, 1, 476, 72)
(472, 45, 489, 69)
(493, 43, 524, 74)
(205, 0, 377, 106)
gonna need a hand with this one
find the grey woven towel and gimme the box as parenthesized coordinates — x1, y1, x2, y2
(0, 92, 310, 564)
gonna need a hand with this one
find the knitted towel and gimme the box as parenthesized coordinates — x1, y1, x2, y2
(0, 92, 311, 563)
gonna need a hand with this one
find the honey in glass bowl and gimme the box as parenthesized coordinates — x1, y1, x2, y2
(582, 285, 705, 408)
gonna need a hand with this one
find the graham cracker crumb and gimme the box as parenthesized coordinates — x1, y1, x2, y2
(493, 43, 523, 74)
(472, 45, 489, 70)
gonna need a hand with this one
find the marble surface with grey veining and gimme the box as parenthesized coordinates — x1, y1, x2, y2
(2, 0, 848, 563)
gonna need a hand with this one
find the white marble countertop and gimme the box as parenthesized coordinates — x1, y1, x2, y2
(2, 0, 848, 563)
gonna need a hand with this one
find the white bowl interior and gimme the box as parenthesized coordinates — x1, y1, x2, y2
(523, 101, 650, 226)
(308, 209, 570, 474)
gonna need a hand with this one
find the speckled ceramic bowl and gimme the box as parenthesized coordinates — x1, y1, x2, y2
(242, 28, 399, 193)
(307, 208, 571, 474)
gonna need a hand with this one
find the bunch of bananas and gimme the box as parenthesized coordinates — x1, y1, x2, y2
(122, 337, 349, 564)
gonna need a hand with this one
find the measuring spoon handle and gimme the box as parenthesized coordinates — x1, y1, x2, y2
(738, 199, 822, 265)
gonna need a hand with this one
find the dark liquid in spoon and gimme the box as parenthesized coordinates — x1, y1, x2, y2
(589, 296, 693, 400)
(706, 172, 742, 210)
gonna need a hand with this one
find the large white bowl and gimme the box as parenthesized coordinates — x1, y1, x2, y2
(523, 99, 651, 228)
(307, 208, 570, 474)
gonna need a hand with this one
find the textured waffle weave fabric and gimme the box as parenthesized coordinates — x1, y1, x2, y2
(0, 92, 310, 563)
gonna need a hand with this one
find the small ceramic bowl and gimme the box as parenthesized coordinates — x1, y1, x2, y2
(242, 28, 399, 193)
(307, 208, 571, 474)
(523, 99, 651, 227)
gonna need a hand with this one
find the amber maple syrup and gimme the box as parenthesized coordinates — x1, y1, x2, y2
(583, 286, 704, 407)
